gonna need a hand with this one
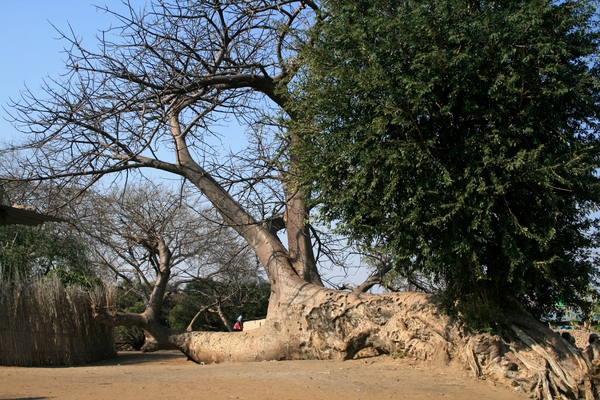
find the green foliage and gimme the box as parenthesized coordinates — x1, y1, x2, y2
(114, 278, 270, 347)
(114, 285, 151, 350)
(0, 223, 100, 288)
(390, 345, 405, 359)
(167, 280, 270, 331)
(292, 0, 600, 323)
(449, 296, 510, 335)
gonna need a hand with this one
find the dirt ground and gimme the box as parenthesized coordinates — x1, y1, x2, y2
(0, 351, 527, 400)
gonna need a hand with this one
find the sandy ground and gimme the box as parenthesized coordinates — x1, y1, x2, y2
(0, 351, 527, 400)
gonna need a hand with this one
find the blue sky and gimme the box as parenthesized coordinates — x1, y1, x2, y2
(0, 0, 249, 151)
(0, 0, 146, 142)
(0, 0, 369, 287)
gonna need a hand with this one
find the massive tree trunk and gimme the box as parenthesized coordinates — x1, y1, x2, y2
(95, 276, 595, 399)
(89, 114, 599, 399)
(6, 1, 594, 398)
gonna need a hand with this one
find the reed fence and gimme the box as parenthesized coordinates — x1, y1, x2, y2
(0, 276, 117, 366)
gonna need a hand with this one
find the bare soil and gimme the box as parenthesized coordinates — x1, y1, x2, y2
(0, 351, 527, 400)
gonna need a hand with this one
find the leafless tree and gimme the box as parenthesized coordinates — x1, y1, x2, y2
(69, 181, 261, 336)
(1, 1, 591, 397)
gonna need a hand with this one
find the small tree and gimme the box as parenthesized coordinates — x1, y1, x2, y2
(169, 279, 270, 332)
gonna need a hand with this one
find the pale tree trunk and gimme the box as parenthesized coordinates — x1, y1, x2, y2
(185, 305, 211, 332)
(95, 278, 595, 399)
(9, 0, 593, 397)
(91, 113, 600, 400)
(213, 303, 233, 332)
(90, 169, 598, 399)
(282, 153, 323, 286)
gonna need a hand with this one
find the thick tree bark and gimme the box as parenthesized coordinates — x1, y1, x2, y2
(283, 183, 323, 286)
(86, 114, 596, 399)
(92, 114, 594, 399)
(95, 281, 593, 399)
(86, 104, 597, 400)
(11, 0, 594, 397)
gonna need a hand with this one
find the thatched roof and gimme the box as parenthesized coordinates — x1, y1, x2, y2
(0, 204, 64, 226)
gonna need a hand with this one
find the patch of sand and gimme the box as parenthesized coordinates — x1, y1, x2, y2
(0, 351, 527, 400)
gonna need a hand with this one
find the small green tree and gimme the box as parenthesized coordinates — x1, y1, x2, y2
(0, 223, 99, 287)
(292, 0, 600, 325)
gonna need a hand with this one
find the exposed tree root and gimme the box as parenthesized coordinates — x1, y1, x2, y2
(98, 288, 596, 399)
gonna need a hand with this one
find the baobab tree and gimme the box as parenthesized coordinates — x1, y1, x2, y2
(2, 1, 597, 398)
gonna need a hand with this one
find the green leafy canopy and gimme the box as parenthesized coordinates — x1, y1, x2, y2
(291, 0, 600, 321)
(0, 223, 99, 287)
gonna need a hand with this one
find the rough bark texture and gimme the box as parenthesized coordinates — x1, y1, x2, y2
(86, 41, 596, 398)
(105, 285, 593, 400)
(89, 133, 597, 398)
(7, 1, 595, 398)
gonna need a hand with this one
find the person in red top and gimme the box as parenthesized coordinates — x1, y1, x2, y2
(233, 315, 243, 331)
